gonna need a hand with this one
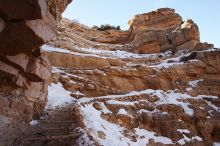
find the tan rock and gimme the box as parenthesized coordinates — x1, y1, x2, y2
(0, 60, 19, 76)
(44, 51, 126, 69)
(84, 84, 95, 90)
(94, 69, 105, 75)
(194, 42, 214, 51)
(51, 72, 61, 83)
(6, 53, 30, 71)
(98, 131, 106, 139)
(26, 56, 51, 81)
(93, 102, 103, 110)
(129, 8, 182, 31)
(177, 40, 199, 50)
(129, 17, 200, 54)
(60, 75, 71, 83)
(70, 93, 84, 99)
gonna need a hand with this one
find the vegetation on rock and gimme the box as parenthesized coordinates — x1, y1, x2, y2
(92, 24, 121, 31)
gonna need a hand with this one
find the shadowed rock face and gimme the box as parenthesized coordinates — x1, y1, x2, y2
(0, 0, 72, 56)
(0, 0, 71, 145)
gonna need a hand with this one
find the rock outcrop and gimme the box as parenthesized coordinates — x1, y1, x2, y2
(43, 7, 220, 146)
(128, 8, 200, 53)
(0, 0, 71, 145)
(52, 8, 211, 54)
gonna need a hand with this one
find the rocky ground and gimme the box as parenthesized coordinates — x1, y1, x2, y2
(28, 8, 220, 146)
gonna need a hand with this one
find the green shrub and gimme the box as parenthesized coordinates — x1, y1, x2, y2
(92, 24, 121, 31)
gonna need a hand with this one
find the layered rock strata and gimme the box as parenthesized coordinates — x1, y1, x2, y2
(44, 8, 220, 145)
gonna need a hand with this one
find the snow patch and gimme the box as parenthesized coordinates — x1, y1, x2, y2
(214, 142, 220, 146)
(150, 53, 184, 69)
(80, 89, 219, 116)
(188, 79, 203, 88)
(42, 45, 105, 58)
(186, 87, 193, 91)
(117, 109, 128, 115)
(135, 128, 173, 145)
(106, 100, 135, 105)
(177, 135, 202, 145)
(73, 91, 85, 96)
(46, 82, 75, 109)
(206, 48, 220, 52)
(153, 60, 183, 69)
(75, 47, 158, 59)
(177, 129, 190, 134)
(30, 120, 39, 126)
(80, 104, 173, 146)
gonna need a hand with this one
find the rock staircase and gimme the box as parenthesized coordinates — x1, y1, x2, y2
(21, 104, 77, 146)
(60, 68, 123, 96)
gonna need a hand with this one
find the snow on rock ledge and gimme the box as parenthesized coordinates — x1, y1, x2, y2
(46, 82, 75, 109)
(71, 87, 219, 146)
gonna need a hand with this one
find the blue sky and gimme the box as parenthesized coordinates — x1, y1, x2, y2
(63, 0, 220, 47)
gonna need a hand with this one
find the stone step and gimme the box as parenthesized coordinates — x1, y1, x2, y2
(45, 115, 72, 121)
(36, 130, 70, 137)
(39, 120, 73, 123)
(22, 135, 74, 146)
(22, 140, 73, 146)
(40, 127, 68, 131)
(25, 135, 74, 141)
(46, 109, 72, 112)
(67, 74, 121, 93)
(38, 123, 72, 129)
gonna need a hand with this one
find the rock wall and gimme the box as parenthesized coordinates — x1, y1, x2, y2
(0, 0, 71, 145)
(46, 7, 217, 97)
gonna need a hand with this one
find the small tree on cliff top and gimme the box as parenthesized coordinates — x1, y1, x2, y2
(92, 24, 121, 31)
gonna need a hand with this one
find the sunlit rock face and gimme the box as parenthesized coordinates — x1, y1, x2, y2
(0, 0, 71, 145)
(128, 8, 200, 54)
(46, 8, 218, 97)
(44, 7, 220, 145)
